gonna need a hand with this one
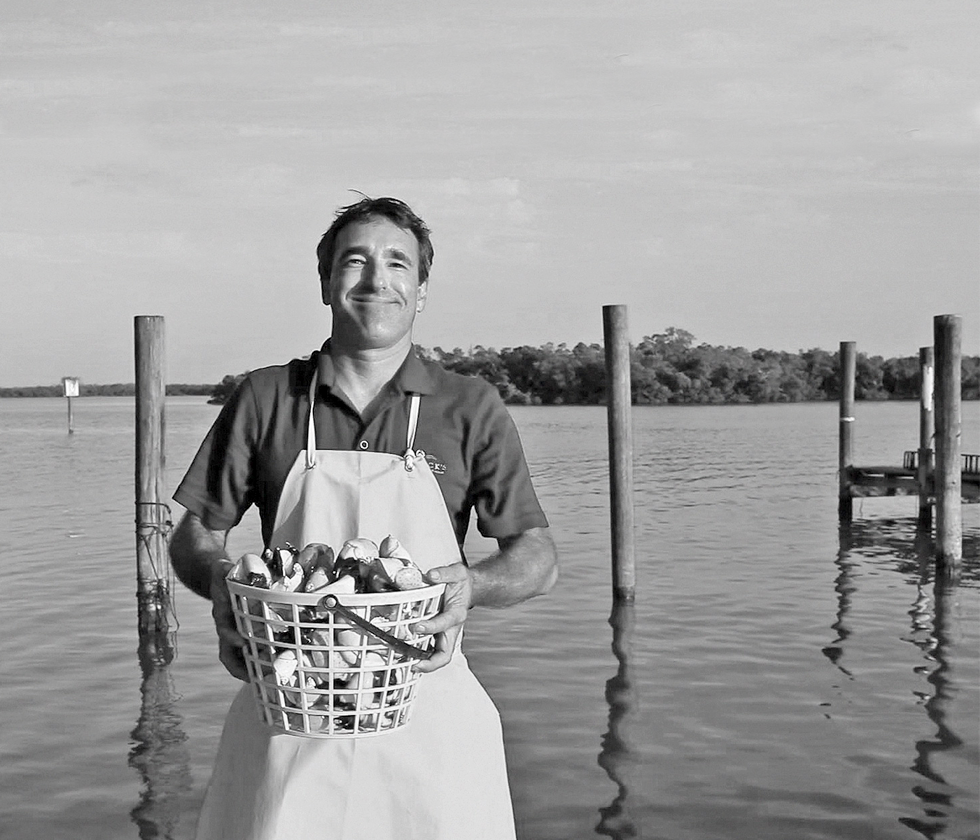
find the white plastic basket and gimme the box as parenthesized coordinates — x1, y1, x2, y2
(227, 577, 445, 738)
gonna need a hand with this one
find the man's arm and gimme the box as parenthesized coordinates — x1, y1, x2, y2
(170, 511, 248, 680)
(412, 526, 558, 673)
(468, 527, 559, 607)
(171, 511, 233, 597)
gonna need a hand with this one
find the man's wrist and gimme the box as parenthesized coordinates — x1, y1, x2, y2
(463, 563, 484, 609)
(206, 555, 234, 597)
(210, 554, 234, 576)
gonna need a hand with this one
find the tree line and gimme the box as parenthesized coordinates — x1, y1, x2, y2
(188, 330, 980, 406)
(0, 383, 214, 398)
(4, 329, 978, 405)
(420, 329, 980, 406)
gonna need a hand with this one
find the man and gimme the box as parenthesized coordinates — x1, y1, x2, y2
(170, 196, 558, 840)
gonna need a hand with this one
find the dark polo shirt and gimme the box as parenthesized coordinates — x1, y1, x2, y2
(174, 344, 548, 552)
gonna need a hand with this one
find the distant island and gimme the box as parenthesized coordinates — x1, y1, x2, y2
(0, 382, 217, 399)
(3, 330, 978, 406)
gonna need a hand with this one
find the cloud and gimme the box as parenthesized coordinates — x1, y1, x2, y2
(0, 77, 133, 99)
(0, 230, 192, 263)
(236, 124, 315, 139)
(432, 178, 523, 199)
(0, 232, 47, 259)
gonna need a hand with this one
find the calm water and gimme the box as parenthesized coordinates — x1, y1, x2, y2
(1, 397, 978, 840)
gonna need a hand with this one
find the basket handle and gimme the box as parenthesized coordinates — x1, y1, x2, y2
(318, 595, 434, 661)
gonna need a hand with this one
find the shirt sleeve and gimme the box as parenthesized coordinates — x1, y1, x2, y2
(467, 386, 549, 539)
(172, 376, 259, 531)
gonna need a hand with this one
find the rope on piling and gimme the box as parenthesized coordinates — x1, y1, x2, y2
(136, 501, 179, 632)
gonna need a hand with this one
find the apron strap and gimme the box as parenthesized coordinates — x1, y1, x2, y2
(305, 368, 317, 469)
(406, 393, 421, 453)
(403, 393, 424, 471)
(307, 369, 422, 471)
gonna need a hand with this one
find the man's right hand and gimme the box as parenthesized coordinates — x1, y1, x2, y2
(171, 511, 249, 681)
(209, 557, 249, 681)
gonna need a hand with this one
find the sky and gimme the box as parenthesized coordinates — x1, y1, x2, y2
(1, 0, 977, 386)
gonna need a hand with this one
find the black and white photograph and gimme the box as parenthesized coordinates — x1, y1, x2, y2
(1, 2, 977, 839)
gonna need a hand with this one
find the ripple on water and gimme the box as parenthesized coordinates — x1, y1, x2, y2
(1, 399, 977, 840)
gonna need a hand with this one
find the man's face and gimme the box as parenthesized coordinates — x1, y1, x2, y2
(321, 216, 427, 352)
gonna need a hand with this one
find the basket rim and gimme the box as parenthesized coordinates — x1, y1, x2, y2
(226, 576, 446, 606)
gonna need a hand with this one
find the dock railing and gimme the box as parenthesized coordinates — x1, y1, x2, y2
(903, 451, 980, 475)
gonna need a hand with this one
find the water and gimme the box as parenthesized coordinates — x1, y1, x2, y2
(1, 397, 977, 840)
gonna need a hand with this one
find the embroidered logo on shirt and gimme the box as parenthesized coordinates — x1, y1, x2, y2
(425, 454, 447, 475)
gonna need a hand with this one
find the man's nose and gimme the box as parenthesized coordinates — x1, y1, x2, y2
(361, 259, 388, 290)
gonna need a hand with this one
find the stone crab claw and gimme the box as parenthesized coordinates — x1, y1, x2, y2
(392, 565, 425, 591)
(379, 535, 412, 562)
(295, 542, 334, 577)
(365, 556, 425, 592)
(270, 561, 304, 593)
(230, 553, 271, 588)
(334, 538, 380, 586)
(377, 537, 424, 590)
(337, 538, 379, 562)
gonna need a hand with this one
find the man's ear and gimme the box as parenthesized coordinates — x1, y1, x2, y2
(319, 269, 331, 306)
(415, 279, 428, 313)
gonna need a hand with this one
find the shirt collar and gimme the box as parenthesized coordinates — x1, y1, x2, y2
(315, 341, 435, 396)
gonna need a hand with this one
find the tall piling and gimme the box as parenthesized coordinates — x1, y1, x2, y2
(132, 316, 183, 838)
(933, 315, 962, 577)
(134, 315, 172, 639)
(838, 341, 856, 522)
(917, 347, 935, 531)
(603, 305, 636, 602)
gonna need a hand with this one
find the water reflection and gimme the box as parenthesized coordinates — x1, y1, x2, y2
(595, 600, 639, 839)
(899, 580, 964, 840)
(821, 524, 860, 676)
(832, 518, 979, 586)
(128, 629, 194, 839)
(830, 519, 973, 840)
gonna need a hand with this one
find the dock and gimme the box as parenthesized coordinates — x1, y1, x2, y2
(846, 452, 979, 502)
(838, 314, 971, 579)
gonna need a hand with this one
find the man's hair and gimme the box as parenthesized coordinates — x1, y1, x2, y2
(316, 195, 434, 284)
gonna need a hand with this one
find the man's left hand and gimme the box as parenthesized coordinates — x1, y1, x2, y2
(408, 528, 558, 673)
(411, 562, 472, 673)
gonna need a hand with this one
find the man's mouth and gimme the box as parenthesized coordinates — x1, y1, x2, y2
(350, 294, 399, 305)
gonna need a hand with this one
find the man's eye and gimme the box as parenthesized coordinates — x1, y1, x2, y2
(343, 256, 366, 267)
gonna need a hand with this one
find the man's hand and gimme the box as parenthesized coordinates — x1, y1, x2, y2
(411, 563, 473, 673)
(171, 511, 248, 681)
(410, 527, 558, 673)
(208, 557, 249, 681)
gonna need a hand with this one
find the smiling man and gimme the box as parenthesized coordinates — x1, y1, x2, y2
(170, 195, 558, 840)
(321, 212, 428, 357)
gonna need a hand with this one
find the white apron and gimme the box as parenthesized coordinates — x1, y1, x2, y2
(194, 388, 517, 840)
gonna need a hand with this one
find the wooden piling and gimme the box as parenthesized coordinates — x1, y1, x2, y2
(933, 315, 962, 577)
(838, 341, 856, 522)
(917, 347, 934, 530)
(603, 305, 635, 602)
(134, 315, 172, 637)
